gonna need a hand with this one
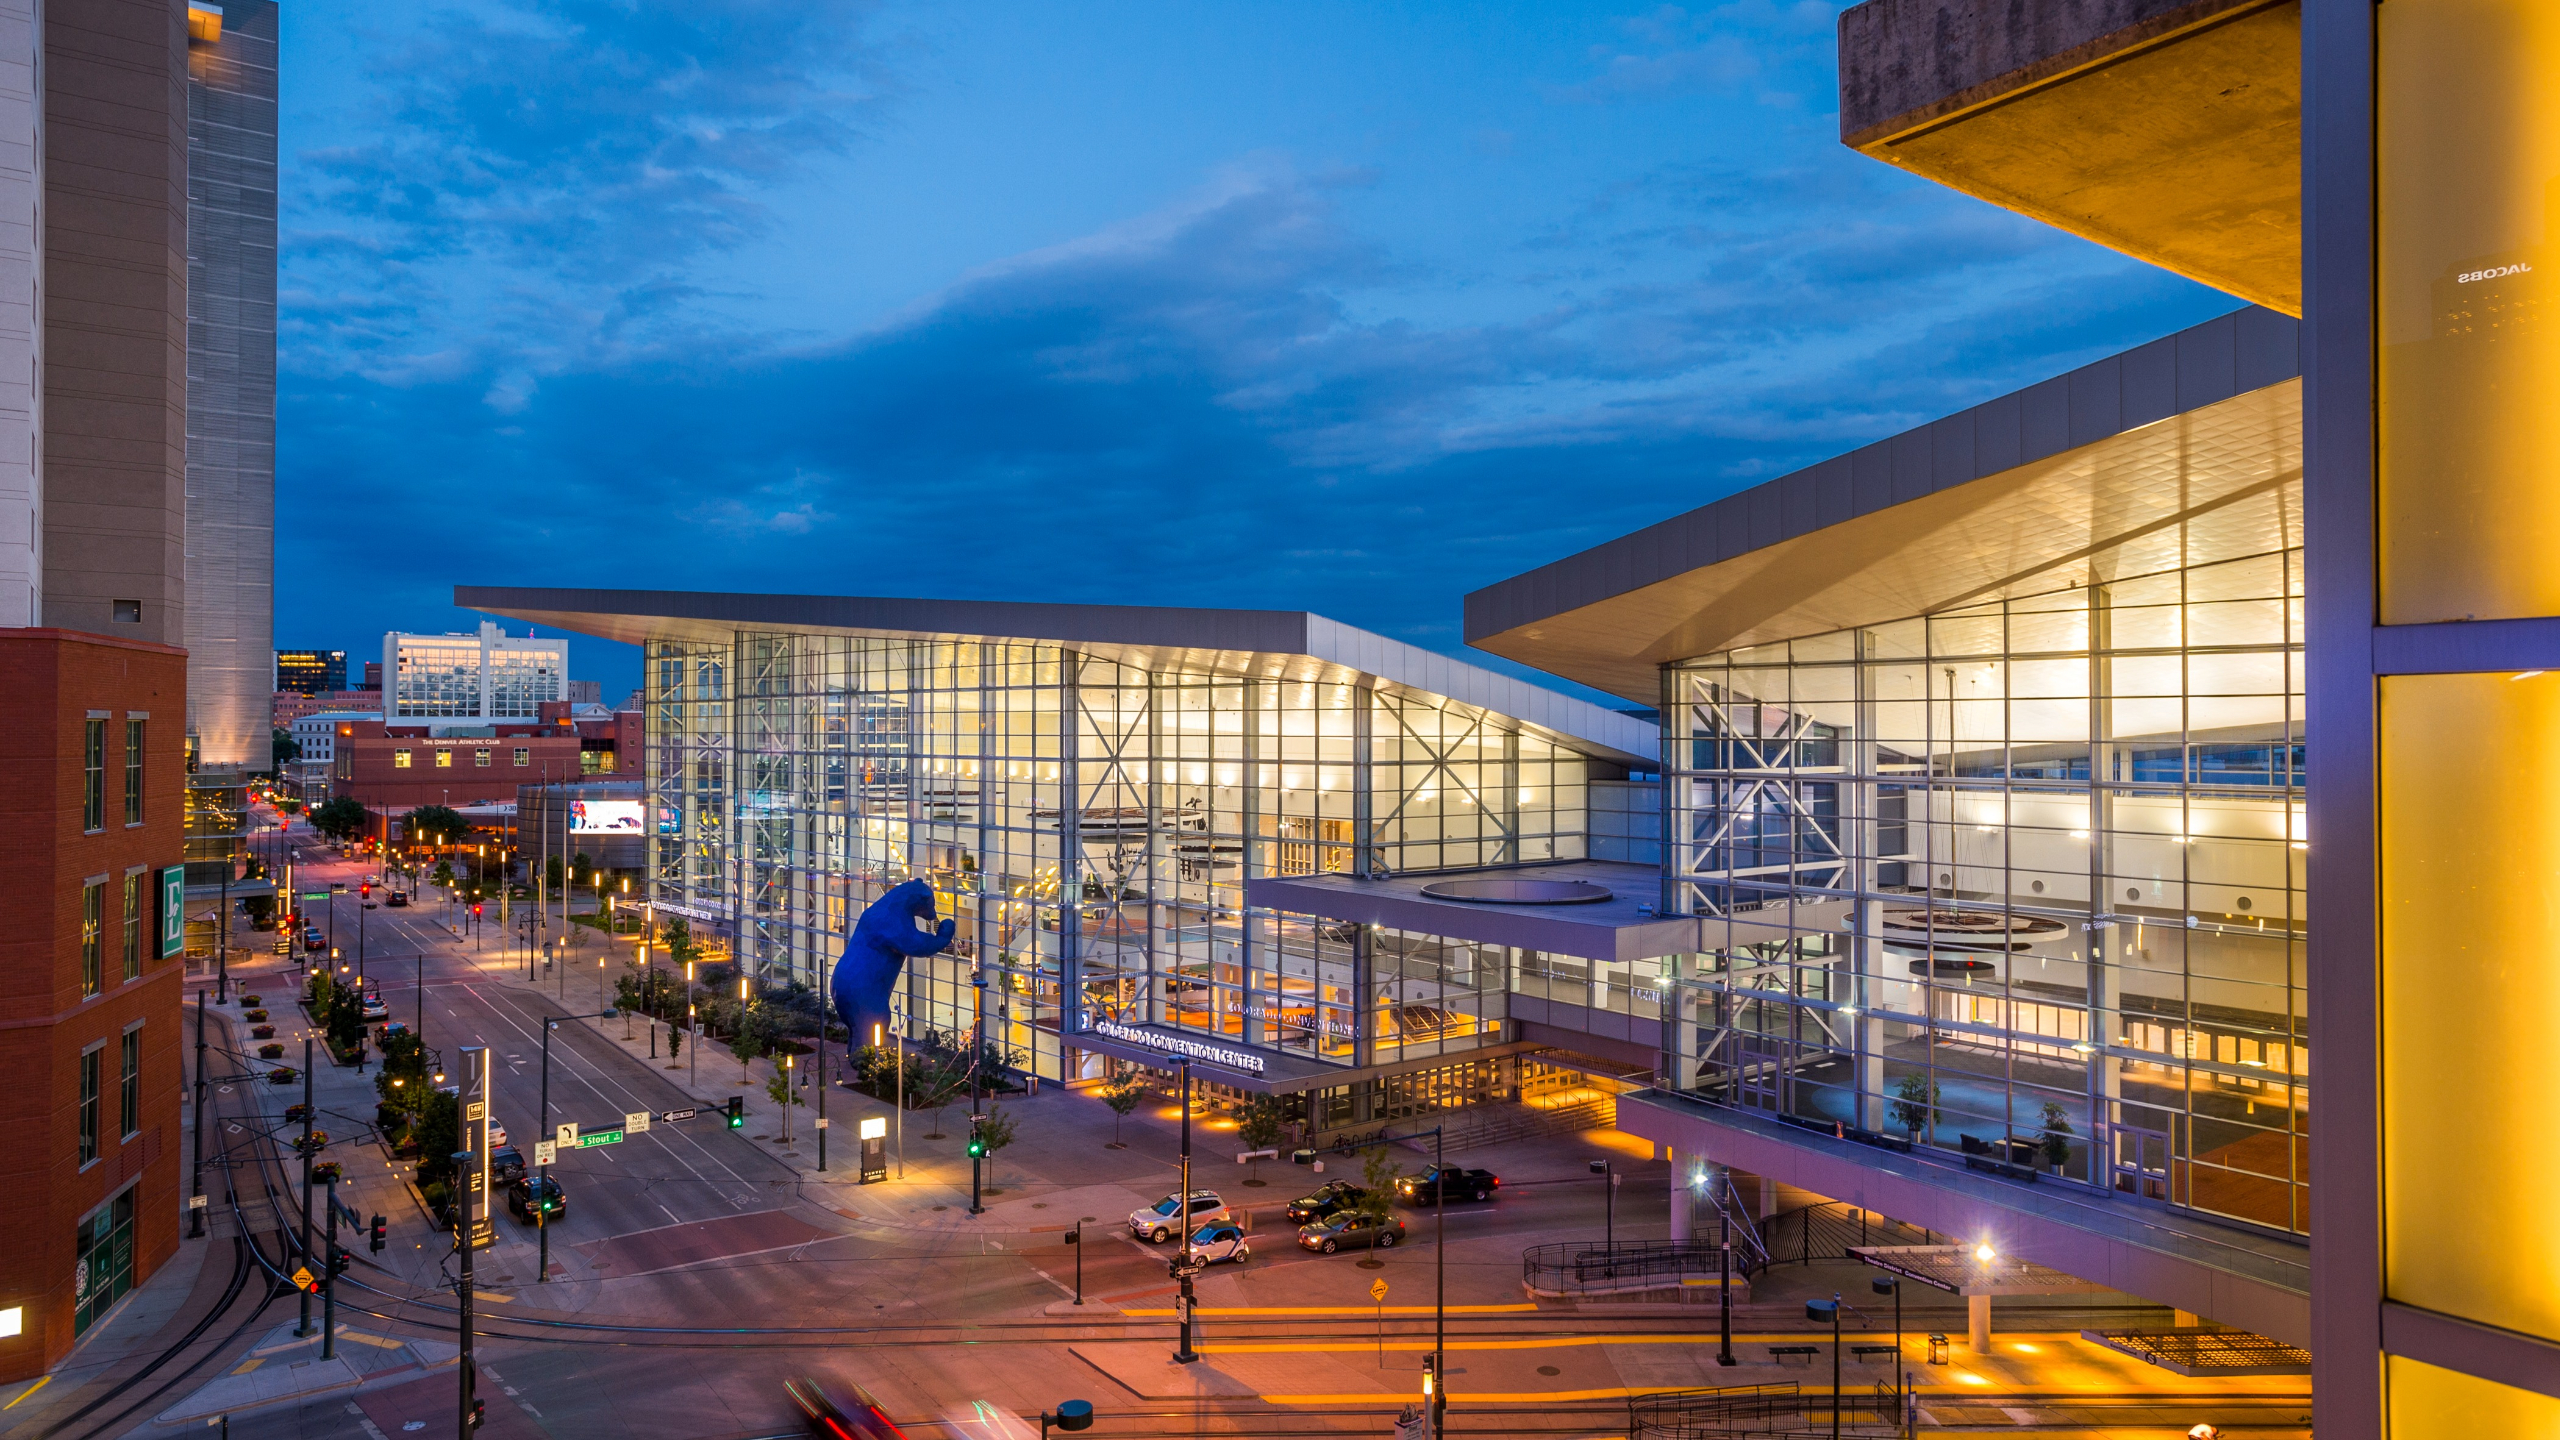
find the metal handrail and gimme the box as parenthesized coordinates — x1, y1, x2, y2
(1522, 1239, 1733, 1292)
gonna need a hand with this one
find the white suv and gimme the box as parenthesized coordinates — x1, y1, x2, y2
(1130, 1190, 1229, 1243)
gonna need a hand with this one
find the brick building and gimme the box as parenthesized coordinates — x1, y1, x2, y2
(0, 631, 188, 1379)
(0, 0, 206, 1384)
(327, 705, 637, 815)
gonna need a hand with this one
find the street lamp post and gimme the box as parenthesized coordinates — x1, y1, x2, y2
(1718, 1201, 1737, 1366)
(1172, 1056, 1197, 1365)
(1590, 1158, 1619, 1274)
(1874, 1276, 1907, 1428)
(189, 989, 207, 1237)
(1808, 1294, 1843, 1440)
(535, 1006, 620, 1284)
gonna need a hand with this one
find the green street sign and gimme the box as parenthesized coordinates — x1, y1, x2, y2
(300, 891, 329, 902)
(159, 865, 185, 958)
(576, 1128, 625, 1149)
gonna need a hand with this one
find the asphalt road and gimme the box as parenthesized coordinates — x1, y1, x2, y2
(76, 812, 2245, 1438)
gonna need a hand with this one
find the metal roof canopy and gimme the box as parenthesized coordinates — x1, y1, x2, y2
(455, 586, 1656, 768)
(1464, 307, 2302, 703)
(1851, 1243, 2110, 1298)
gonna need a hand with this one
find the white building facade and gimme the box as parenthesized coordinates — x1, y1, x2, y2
(385, 622, 567, 720)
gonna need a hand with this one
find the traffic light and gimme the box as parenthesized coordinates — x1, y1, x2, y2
(368, 1214, 387, 1254)
(726, 1096, 744, 1129)
(330, 1249, 351, 1276)
(469, 1399, 486, 1431)
(360, 881, 370, 899)
(471, 903, 482, 917)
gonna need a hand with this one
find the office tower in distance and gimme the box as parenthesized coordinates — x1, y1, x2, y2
(273, 647, 346, 695)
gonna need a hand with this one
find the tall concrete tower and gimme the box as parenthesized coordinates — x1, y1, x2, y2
(182, 0, 275, 768)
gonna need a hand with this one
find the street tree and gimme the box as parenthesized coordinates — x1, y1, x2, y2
(1102, 1073, 1146, 1148)
(405, 803, 466, 849)
(1236, 1094, 1288, 1185)
(309, 796, 370, 842)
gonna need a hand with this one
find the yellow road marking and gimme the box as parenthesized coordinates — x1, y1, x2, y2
(1120, 1303, 1537, 1317)
(473, 1291, 512, 1303)
(1265, 1387, 1643, 1404)
(229, 1357, 264, 1376)
(2, 1376, 49, 1410)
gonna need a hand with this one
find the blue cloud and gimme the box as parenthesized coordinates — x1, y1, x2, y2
(277, 4, 2246, 705)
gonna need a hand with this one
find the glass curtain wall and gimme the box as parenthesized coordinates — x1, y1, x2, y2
(645, 634, 1588, 1083)
(1665, 547, 2308, 1235)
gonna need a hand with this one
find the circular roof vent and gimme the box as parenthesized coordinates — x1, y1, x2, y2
(1419, 878, 1613, 906)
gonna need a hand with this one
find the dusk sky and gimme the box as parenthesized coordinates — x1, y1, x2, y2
(277, 1, 2243, 705)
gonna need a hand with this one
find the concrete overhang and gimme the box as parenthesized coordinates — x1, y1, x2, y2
(1839, 0, 2301, 314)
(456, 586, 1657, 769)
(1464, 308, 2299, 704)
(1247, 860, 1698, 964)
(1623, 1089, 2310, 1346)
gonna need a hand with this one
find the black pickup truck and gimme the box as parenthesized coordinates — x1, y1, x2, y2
(1395, 1165, 1499, 1205)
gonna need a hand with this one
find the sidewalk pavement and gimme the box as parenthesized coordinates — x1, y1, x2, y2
(151, 1320, 458, 1426)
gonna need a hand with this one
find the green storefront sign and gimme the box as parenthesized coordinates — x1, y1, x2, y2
(159, 865, 185, 958)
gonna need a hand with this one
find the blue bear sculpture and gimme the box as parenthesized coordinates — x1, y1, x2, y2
(831, 879, 956, 1052)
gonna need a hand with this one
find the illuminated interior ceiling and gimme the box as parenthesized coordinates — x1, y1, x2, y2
(186, 4, 221, 43)
(1471, 377, 2300, 702)
(1840, 0, 2301, 315)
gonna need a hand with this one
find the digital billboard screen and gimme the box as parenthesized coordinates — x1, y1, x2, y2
(570, 800, 644, 834)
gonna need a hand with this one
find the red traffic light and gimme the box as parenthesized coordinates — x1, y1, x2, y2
(360, 882, 371, 898)
(471, 903, 483, 916)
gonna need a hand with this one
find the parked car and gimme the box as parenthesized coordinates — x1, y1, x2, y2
(1129, 1190, 1229, 1243)
(1186, 1221, 1251, 1266)
(505, 1175, 566, 1223)
(1298, 1212, 1407, 1255)
(489, 1120, 508, 1147)
(360, 991, 389, 1021)
(1286, 1179, 1367, 1225)
(385, 891, 410, 908)
(1396, 1166, 1500, 1205)
(785, 1377, 908, 1439)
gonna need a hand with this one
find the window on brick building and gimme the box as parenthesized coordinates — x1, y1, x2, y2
(123, 719, 143, 824)
(78, 1048, 99, 1165)
(122, 874, 141, 981)
(514, 748, 529, 766)
(394, 749, 412, 769)
(120, 1029, 140, 1139)
(83, 720, 105, 831)
(81, 882, 102, 997)
(475, 749, 491, 767)
(435, 749, 452, 768)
